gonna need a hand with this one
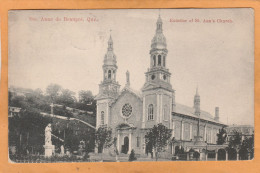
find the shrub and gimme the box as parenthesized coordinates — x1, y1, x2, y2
(129, 149, 137, 161)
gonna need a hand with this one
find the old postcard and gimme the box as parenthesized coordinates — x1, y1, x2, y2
(8, 9, 254, 163)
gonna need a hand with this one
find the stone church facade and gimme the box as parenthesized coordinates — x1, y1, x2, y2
(95, 15, 226, 156)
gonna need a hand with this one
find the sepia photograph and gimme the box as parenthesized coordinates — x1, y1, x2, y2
(8, 9, 254, 163)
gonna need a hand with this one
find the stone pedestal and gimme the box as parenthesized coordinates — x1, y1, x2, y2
(194, 136, 206, 146)
(44, 145, 54, 157)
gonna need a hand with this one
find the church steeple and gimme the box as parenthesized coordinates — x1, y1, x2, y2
(194, 87, 200, 116)
(98, 32, 120, 99)
(108, 35, 113, 51)
(142, 13, 174, 129)
(150, 14, 168, 70)
(103, 33, 117, 81)
(95, 32, 120, 129)
(156, 14, 163, 33)
(143, 13, 173, 93)
(151, 14, 167, 54)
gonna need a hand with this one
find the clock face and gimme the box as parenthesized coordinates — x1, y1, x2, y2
(122, 103, 132, 118)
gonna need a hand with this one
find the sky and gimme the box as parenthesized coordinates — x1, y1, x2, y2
(8, 9, 254, 126)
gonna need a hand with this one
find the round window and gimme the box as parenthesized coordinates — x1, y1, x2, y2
(122, 103, 132, 118)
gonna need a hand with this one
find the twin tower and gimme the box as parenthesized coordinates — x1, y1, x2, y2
(99, 15, 172, 98)
(95, 15, 216, 129)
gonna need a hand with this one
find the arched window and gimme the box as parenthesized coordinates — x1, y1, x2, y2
(158, 55, 161, 66)
(101, 111, 104, 125)
(163, 56, 165, 67)
(163, 105, 168, 120)
(108, 70, 111, 79)
(148, 104, 154, 120)
(153, 55, 156, 66)
(104, 70, 107, 79)
(113, 70, 115, 79)
(158, 24, 161, 30)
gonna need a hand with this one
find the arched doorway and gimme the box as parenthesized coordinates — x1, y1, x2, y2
(193, 151, 200, 161)
(121, 136, 129, 154)
(218, 149, 226, 160)
(228, 148, 237, 160)
(239, 148, 248, 160)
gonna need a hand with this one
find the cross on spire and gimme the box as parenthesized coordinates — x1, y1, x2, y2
(196, 85, 199, 95)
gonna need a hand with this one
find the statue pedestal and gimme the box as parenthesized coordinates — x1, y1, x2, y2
(194, 136, 206, 146)
(44, 145, 54, 157)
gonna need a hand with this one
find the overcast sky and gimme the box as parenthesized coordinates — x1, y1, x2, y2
(8, 9, 254, 126)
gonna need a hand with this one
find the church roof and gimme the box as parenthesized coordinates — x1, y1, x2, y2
(110, 86, 142, 106)
(122, 86, 142, 99)
(118, 86, 142, 100)
(174, 103, 225, 125)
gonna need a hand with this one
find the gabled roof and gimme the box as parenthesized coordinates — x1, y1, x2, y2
(121, 86, 142, 99)
(174, 103, 226, 125)
(110, 86, 142, 106)
(142, 81, 174, 92)
(94, 93, 115, 100)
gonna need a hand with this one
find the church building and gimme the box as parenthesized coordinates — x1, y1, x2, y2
(95, 15, 226, 156)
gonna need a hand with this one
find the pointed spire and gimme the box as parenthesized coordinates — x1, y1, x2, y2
(126, 70, 130, 87)
(196, 86, 199, 96)
(215, 107, 220, 121)
(156, 13, 163, 33)
(194, 86, 200, 116)
(108, 29, 113, 51)
(151, 13, 166, 50)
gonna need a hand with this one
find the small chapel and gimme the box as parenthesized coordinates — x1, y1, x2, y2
(95, 14, 226, 158)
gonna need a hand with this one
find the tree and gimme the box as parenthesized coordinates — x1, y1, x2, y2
(53, 106, 73, 118)
(129, 149, 137, 161)
(64, 127, 80, 152)
(216, 127, 227, 145)
(95, 126, 113, 160)
(145, 123, 172, 161)
(84, 131, 96, 153)
(242, 133, 254, 153)
(76, 90, 96, 113)
(228, 130, 242, 149)
(9, 94, 26, 108)
(78, 90, 94, 104)
(57, 89, 76, 107)
(9, 108, 52, 156)
(240, 133, 254, 160)
(25, 89, 50, 113)
(46, 84, 62, 103)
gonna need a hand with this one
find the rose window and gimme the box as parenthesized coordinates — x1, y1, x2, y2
(122, 103, 132, 118)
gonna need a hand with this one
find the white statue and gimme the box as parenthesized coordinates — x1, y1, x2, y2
(60, 145, 64, 156)
(45, 123, 52, 146)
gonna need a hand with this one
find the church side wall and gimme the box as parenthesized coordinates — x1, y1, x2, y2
(172, 115, 223, 144)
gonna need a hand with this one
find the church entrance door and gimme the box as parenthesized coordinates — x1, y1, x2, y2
(121, 136, 129, 154)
